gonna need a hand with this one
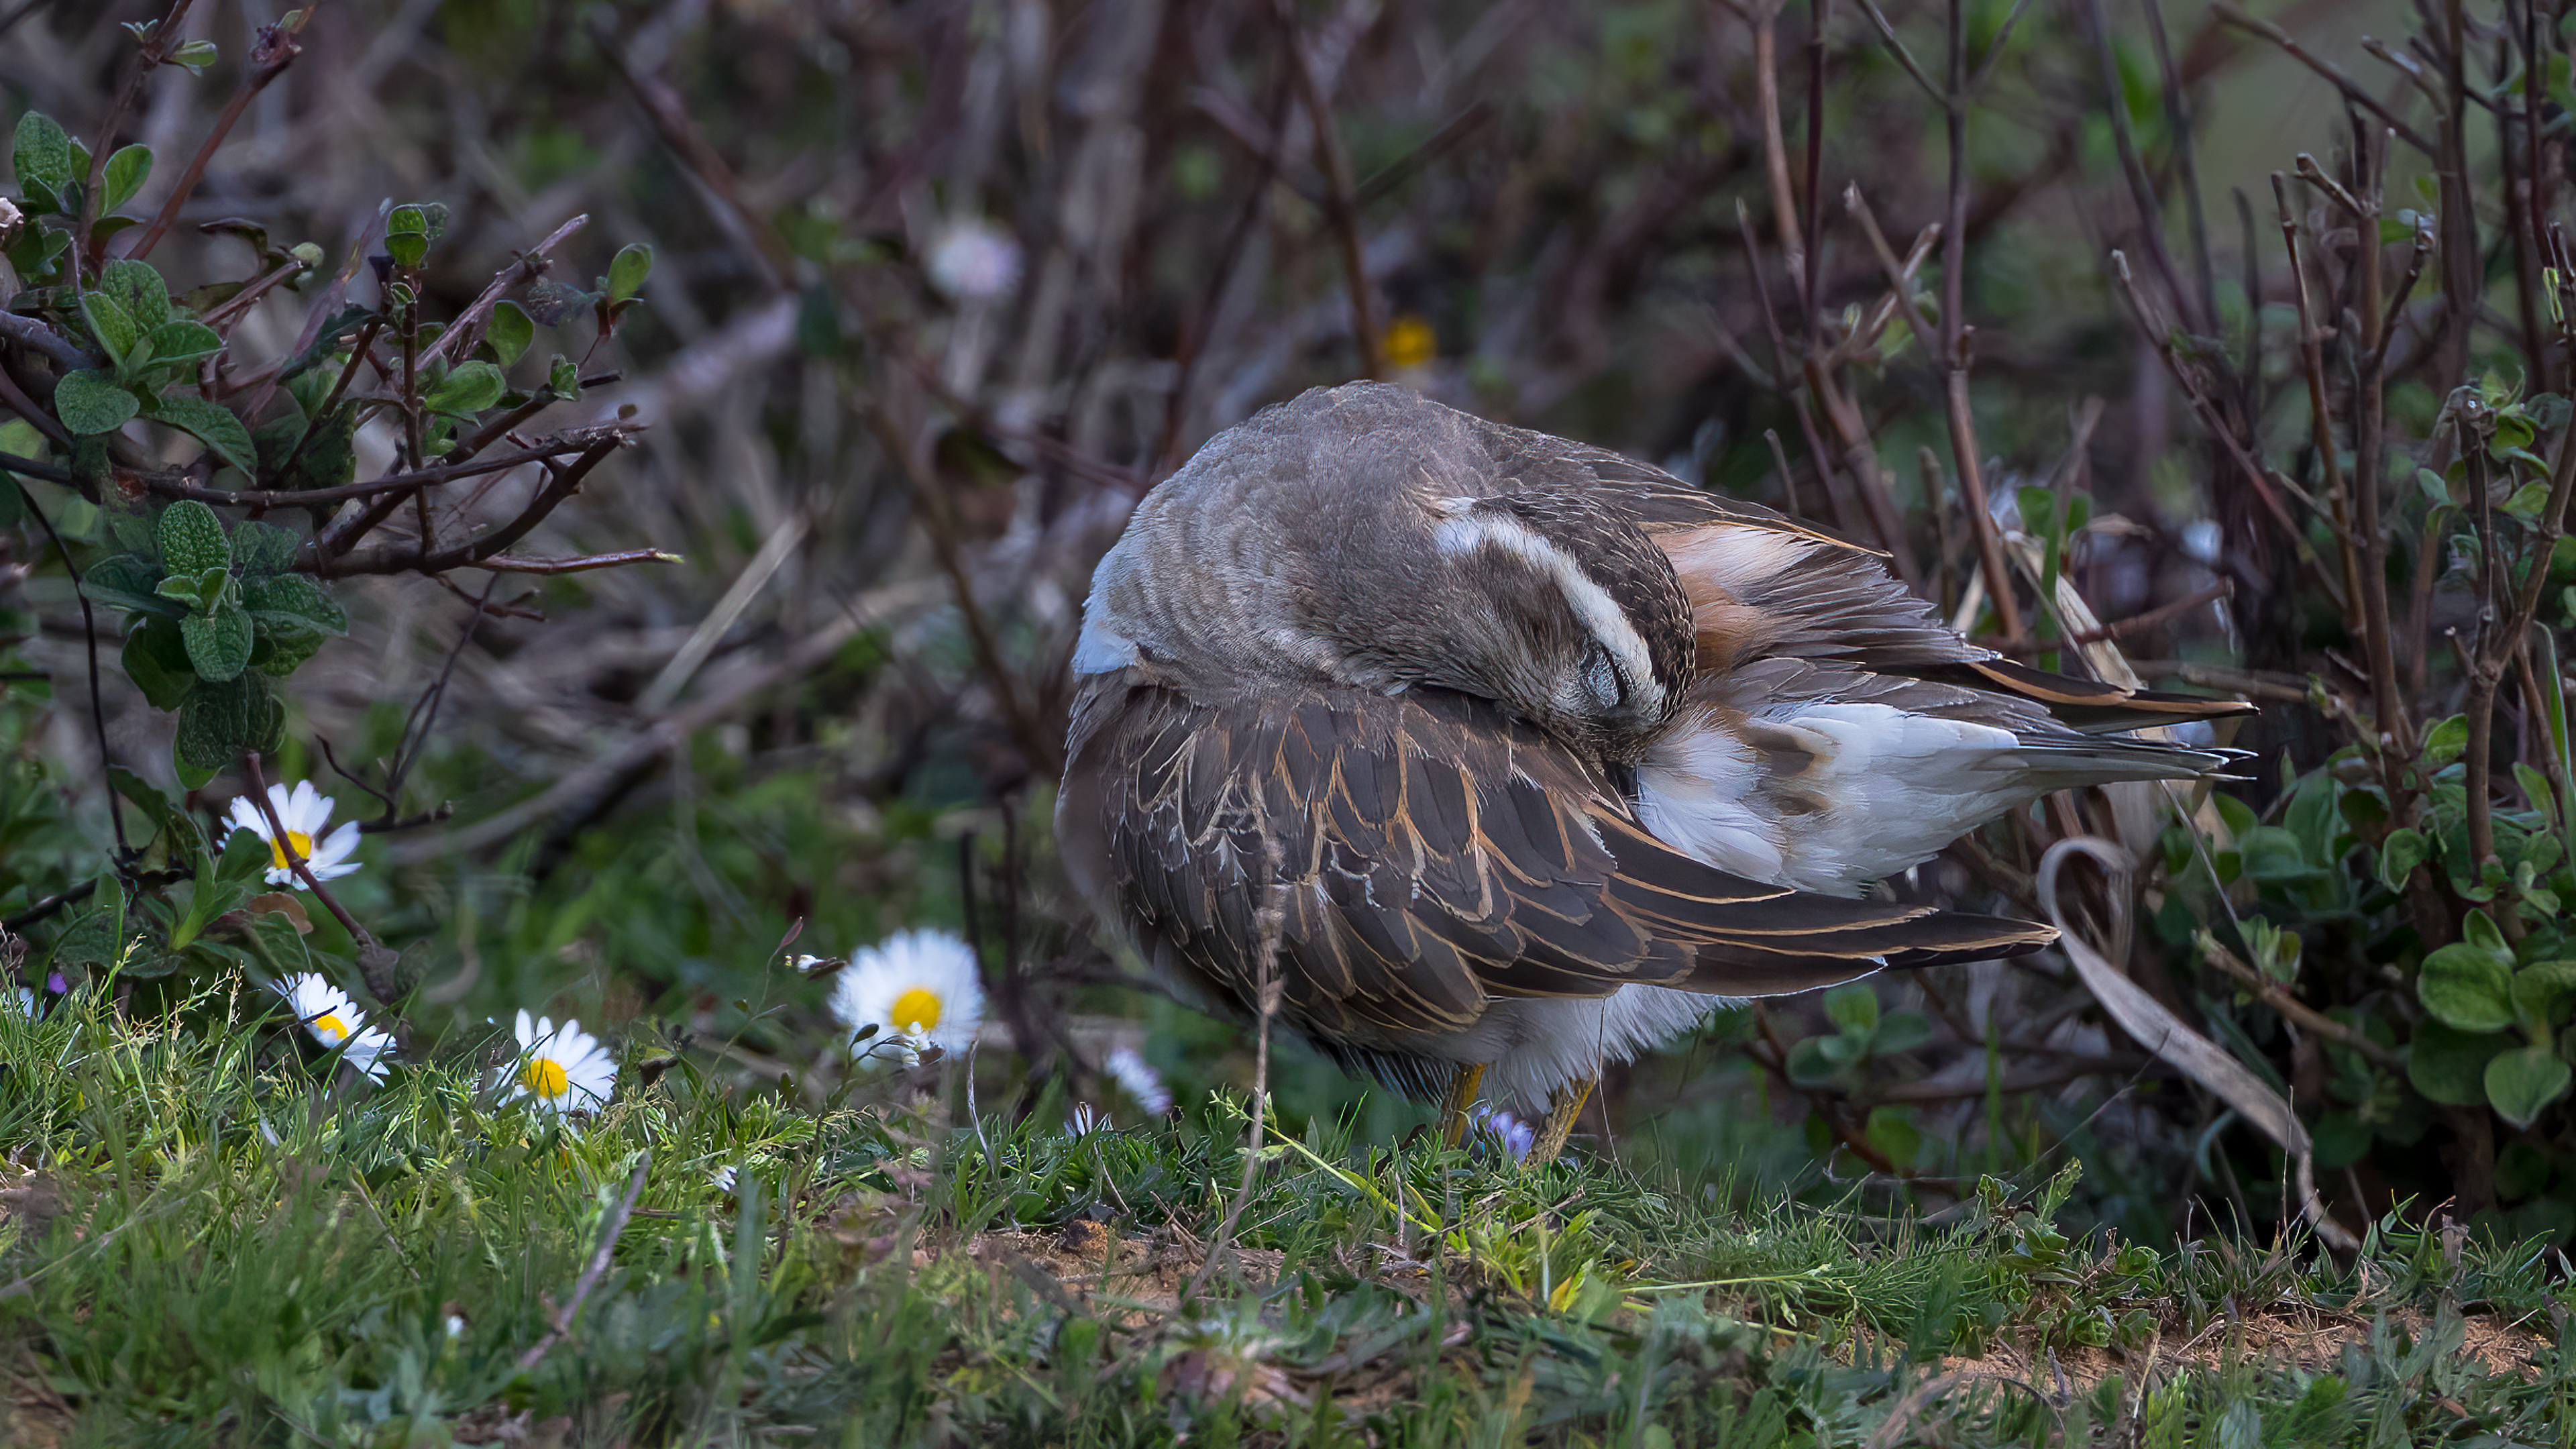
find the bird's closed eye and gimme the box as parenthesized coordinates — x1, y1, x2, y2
(1580, 643, 1627, 711)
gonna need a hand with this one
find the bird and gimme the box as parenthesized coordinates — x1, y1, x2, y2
(1057, 381, 2248, 1161)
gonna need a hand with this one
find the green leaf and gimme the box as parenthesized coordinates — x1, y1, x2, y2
(2419, 942, 2516, 1032)
(1873, 1010, 1933, 1057)
(180, 600, 255, 682)
(1784, 1036, 1843, 1084)
(144, 319, 223, 368)
(50, 881, 127, 972)
(2502, 481, 2553, 522)
(80, 551, 176, 616)
(53, 369, 140, 435)
(99, 144, 151, 213)
(1863, 1106, 1922, 1168)
(168, 38, 219, 73)
(384, 203, 433, 270)
(2408, 1020, 2508, 1104)
(2312, 1112, 2373, 1171)
(97, 258, 170, 329)
(606, 241, 654, 303)
(546, 354, 581, 399)
(424, 359, 506, 418)
(120, 616, 193, 709)
(486, 300, 534, 367)
(151, 394, 258, 477)
(2513, 961, 2576, 1026)
(2465, 908, 2510, 960)
(175, 672, 278, 771)
(244, 572, 345, 639)
(2485, 1046, 2573, 1129)
(231, 521, 297, 576)
(2379, 827, 2429, 892)
(156, 498, 230, 575)
(12, 111, 72, 209)
(1823, 984, 1879, 1037)
(154, 564, 226, 610)
(80, 292, 140, 368)
(2424, 715, 2470, 767)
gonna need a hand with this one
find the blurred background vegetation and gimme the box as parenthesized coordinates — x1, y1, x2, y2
(6, 0, 2575, 1258)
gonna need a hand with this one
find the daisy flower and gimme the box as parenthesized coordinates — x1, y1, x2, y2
(1069, 1103, 1107, 1136)
(273, 972, 393, 1083)
(508, 1010, 616, 1114)
(1104, 1046, 1172, 1116)
(227, 781, 362, 888)
(828, 928, 985, 1058)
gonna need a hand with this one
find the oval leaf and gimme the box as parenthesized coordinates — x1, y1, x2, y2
(486, 300, 534, 367)
(2485, 1046, 2573, 1130)
(2408, 1020, 2508, 1105)
(156, 498, 229, 575)
(12, 111, 72, 206)
(53, 369, 140, 435)
(2379, 826, 2428, 892)
(180, 600, 255, 682)
(152, 393, 258, 478)
(424, 359, 506, 418)
(2419, 942, 2516, 1032)
(97, 258, 171, 329)
(145, 319, 223, 367)
(100, 144, 151, 213)
(79, 291, 138, 364)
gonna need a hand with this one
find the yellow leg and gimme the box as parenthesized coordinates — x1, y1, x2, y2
(1526, 1076, 1598, 1165)
(1439, 1062, 1487, 1148)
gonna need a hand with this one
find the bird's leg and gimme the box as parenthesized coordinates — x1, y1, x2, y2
(1438, 1062, 1486, 1148)
(1527, 1075, 1597, 1164)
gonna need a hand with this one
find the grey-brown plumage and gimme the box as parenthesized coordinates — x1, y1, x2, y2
(1059, 381, 2247, 1130)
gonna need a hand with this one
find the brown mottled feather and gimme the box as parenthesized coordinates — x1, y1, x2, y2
(1061, 673, 2052, 1055)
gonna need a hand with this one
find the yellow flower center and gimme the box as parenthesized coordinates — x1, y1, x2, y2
(890, 987, 943, 1035)
(269, 829, 315, 872)
(521, 1056, 570, 1098)
(311, 1012, 350, 1043)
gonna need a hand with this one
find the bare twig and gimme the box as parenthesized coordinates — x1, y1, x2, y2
(1275, 0, 1381, 378)
(515, 1155, 652, 1371)
(123, 18, 306, 262)
(0, 312, 99, 372)
(2208, 5, 2435, 157)
(9, 479, 127, 857)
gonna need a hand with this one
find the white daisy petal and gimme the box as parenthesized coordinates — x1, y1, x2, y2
(510, 1010, 615, 1113)
(826, 928, 986, 1059)
(232, 781, 363, 889)
(272, 972, 392, 1082)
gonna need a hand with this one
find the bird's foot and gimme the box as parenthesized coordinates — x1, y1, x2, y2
(1526, 1076, 1597, 1164)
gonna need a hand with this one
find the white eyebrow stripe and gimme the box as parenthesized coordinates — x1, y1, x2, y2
(1432, 508, 1664, 714)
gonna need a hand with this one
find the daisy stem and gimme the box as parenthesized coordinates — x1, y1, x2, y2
(241, 755, 410, 1042)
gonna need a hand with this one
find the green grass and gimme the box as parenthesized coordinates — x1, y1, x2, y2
(2, 979, 2571, 1447)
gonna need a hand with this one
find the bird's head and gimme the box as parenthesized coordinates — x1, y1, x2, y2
(1073, 385, 1697, 759)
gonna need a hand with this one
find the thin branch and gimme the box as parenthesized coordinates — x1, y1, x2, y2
(516, 1155, 652, 1371)
(123, 19, 306, 262)
(9, 479, 127, 857)
(475, 549, 682, 575)
(0, 313, 99, 372)
(1275, 0, 1381, 377)
(320, 435, 628, 577)
(417, 215, 591, 371)
(2209, 4, 2436, 157)
(74, 0, 197, 282)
